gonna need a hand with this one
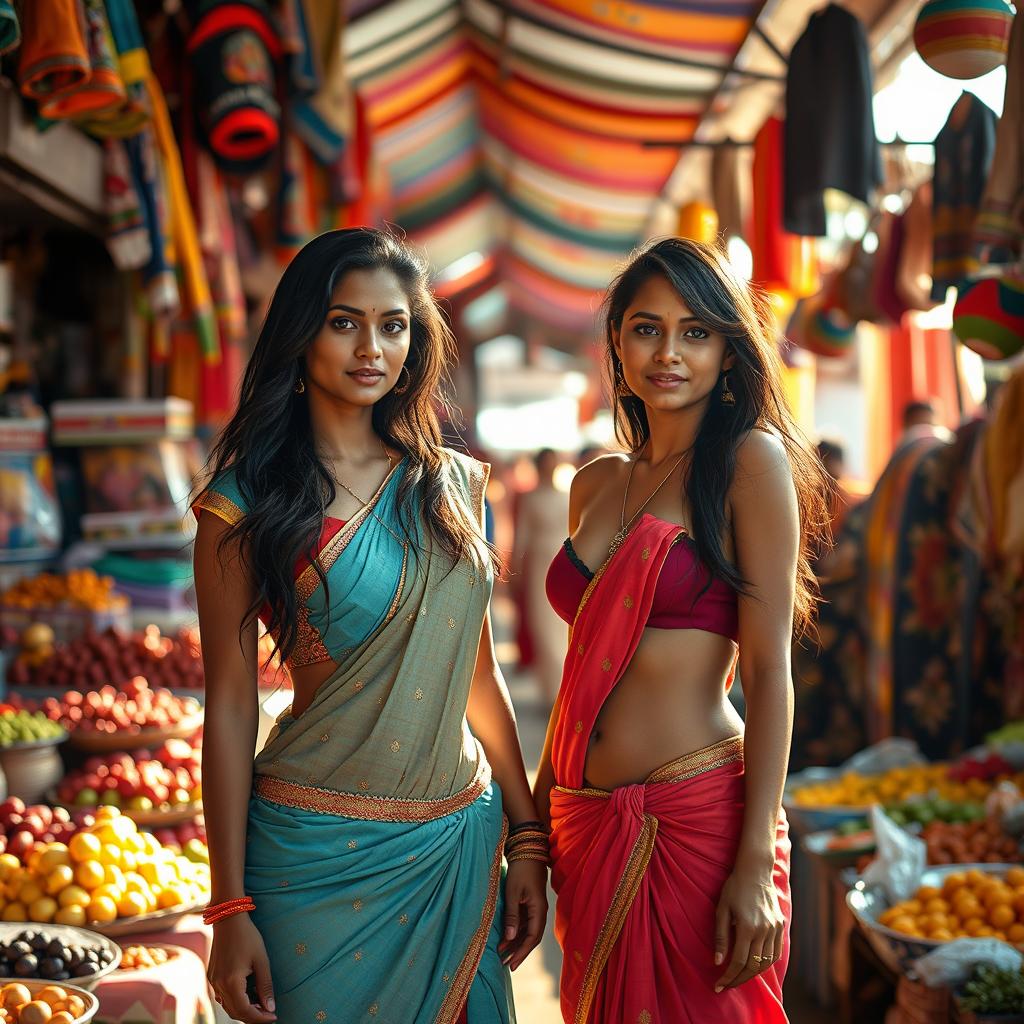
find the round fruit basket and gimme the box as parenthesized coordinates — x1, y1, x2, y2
(83, 899, 206, 939)
(114, 942, 181, 974)
(46, 792, 202, 829)
(66, 712, 203, 754)
(783, 767, 870, 834)
(847, 863, 1018, 974)
(0, 977, 100, 1022)
(0, 736, 68, 805)
(0, 923, 121, 991)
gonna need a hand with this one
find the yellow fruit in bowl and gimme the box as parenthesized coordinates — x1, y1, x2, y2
(54, 905, 86, 927)
(35, 987, 66, 1009)
(45, 866, 74, 896)
(1, 902, 26, 922)
(28, 896, 58, 923)
(1, 985, 31, 1011)
(37, 847, 70, 873)
(20, 999, 53, 1024)
(98, 844, 122, 868)
(117, 891, 148, 918)
(74, 860, 105, 891)
(57, 885, 90, 908)
(68, 833, 101, 864)
(0, 854, 20, 882)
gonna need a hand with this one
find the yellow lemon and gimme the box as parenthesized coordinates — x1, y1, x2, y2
(68, 832, 101, 864)
(87, 894, 117, 925)
(116, 891, 147, 919)
(44, 865, 74, 896)
(37, 847, 70, 873)
(54, 904, 87, 928)
(28, 897, 57, 923)
(57, 885, 90, 908)
(74, 860, 105, 891)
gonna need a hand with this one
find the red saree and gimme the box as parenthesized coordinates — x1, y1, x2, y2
(549, 515, 792, 1023)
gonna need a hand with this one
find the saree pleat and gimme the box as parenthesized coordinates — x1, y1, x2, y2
(548, 515, 791, 1023)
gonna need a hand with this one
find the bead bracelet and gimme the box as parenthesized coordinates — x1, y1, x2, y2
(203, 897, 256, 925)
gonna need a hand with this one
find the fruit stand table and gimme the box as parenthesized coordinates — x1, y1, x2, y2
(92, 943, 214, 1024)
(126, 915, 212, 966)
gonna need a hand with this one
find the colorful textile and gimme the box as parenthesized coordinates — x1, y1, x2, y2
(932, 92, 998, 300)
(0, 0, 20, 57)
(551, 741, 790, 1024)
(548, 515, 790, 1021)
(103, 139, 151, 270)
(17, 0, 90, 102)
(187, 0, 283, 174)
(37, 0, 125, 121)
(974, 8, 1024, 262)
(229, 450, 510, 1021)
(751, 117, 819, 301)
(784, 3, 882, 236)
(81, 0, 149, 138)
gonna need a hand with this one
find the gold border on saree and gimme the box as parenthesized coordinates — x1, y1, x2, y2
(253, 759, 492, 823)
(554, 735, 744, 799)
(194, 491, 244, 526)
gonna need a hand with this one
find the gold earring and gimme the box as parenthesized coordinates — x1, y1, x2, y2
(721, 373, 735, 406)
(393, 365, 410, 395)
(294, 377, 306, 395)
(615, 368, 632, 398)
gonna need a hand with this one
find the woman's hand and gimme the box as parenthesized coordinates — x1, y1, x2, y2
(208, 914, 277, 1023)
(499, 860, 548, 971)
(713, 860, 785, 993)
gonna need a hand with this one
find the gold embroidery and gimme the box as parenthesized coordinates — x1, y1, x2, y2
(638, 1012, 652, 1024)
(390, 740, 400, 753)
(574, 721, 583, 734)
(279, 880, 290, 887)
(414, 688, 424, 700)
(645, 736, 744, 785)
(573, 950, 583, 963)
(368, 1005, 378, 1016)
(316, 1012, 326, 1022)
(601, 658, 612, 672)
(406, 613, 415, 623)
(353, 899, 364, 912)
(443, 974, 450, 984)
(408, 855, 416, 862)
(623, 595, 633, 608)
(196, 490, 245, 526)
(435, 817, 506, 1022)
(253, 761, 491, 823)
(447, 616, 456, 629)
(359, 779, 370, 791)
(354, 680, 365, 691)
(447, 661, 454, 672)
(468, 572, 476, 586)
(348, 840, 358, 849)
(577, 643, 584, 655)
(408, 958, 416, 968)
(295, 943, 307, 955)
(320, 734, 330, 743)
(575, 815, 659, 1023)
(354, 950, 363, 961)
(641, 546, 650, 560)
(440, 770, 448, 784)
(399, 914, 409, 925)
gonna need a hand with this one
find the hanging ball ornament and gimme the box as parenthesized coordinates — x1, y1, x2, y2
(793, 292, 858, 359)
(953, 273, 1024, 360)
(676, 201, 719, 244)
(913, 0, 1014, 81)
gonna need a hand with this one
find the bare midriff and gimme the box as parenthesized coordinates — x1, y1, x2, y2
(583, 625, 742, 790)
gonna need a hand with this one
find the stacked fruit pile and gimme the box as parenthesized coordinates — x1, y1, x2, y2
(922, 818, 1021, 865)
(879, 867, 1024, 944)
(16, 679, 201, 738)
(0, 981, 90, 1023)
(55, 739, 201, 813)
(791, 762, 1018, 808)
(0, 807, 209, 927)
(0, 572, 125, 615)
(0, 714, 64, 750)
(117, 945, 174, 971)
(0, 803, 80, 863)
(8, 624, 288, 691)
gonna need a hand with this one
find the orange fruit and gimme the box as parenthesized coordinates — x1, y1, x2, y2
(942, 872, 968, 895)
(922, 913, 949, 933)
(976, 925, 996, 937)
(68, 832, 101, 864)
(902, 900, 923, 915)
(929, 927, 954, 940)
(965, 869, 988, 888)
(1005, 867, 1024, 888)
(74, 860, 104, 891)
(87, 895, 117, 925)
(983, 886, 1013, 910)
(990, 904, 1015, 929)
(888, 915, 917, 935)
(924, 897, 950, 914)
(917, 886, 942, 901)
(1008, 924, 1024, 943)
(53, 905, 86, 928)
(963, 917, 986, 936)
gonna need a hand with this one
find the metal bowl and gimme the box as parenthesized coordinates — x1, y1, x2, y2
(0, 922, 121, 990)
(846, 862, 1019, 974)
(784, 767, 871, 834)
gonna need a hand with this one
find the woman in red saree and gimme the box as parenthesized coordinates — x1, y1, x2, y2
(535, 238, 831, 1023)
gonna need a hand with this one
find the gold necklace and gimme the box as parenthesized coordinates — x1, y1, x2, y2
(608, 442, 691, 556)
(326, 438, 394, 508)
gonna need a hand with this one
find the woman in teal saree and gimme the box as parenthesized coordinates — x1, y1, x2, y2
(193, 229, 547, 1024)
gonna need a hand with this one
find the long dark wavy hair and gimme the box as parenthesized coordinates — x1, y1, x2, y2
(200, 227, 494, 662)
(605, 237, 831, 638)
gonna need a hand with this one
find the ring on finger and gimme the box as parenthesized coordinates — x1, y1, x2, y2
(750, 954, 765, 964)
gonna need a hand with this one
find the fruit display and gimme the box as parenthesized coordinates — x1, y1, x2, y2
(54, 740, 201, 815)
(25, 680, 201, 740)
(0, 980, 94, 1024)
(116, 945, 174, 971)
(922, 818, 1021, 865)
(0, 803, 80, 863)
(878, 866, 1024, 944)
(0, 930, 115, 982)
(0, 572, 125, 614)
(959, 964, 1024, 1015)
(149, 821, 206, 863)
(790, 762, 1018, 808)
(0, 806, 209, 929)
(948, 751, 1014, 782)
(8, 625, 289, 691)
(0, 716, 64, 750)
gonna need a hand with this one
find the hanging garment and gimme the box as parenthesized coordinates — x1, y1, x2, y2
(81, 0, 149, 138)
(751, 116, 819, 300)
(932, 92, 998, 301)
(975, 10, 1024, 264)
(897, 182, 938, 312)
(873, 211, 910, 325)
(103, 139, 152, 271)
(17, 0, 90, 103)
(187, 0, 283, 174)
(784, 3, 883, 236)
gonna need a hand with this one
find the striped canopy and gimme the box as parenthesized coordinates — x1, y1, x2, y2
(345, 0, 762, 337)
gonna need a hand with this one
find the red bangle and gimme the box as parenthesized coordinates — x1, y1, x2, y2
(203, 897, 255, 925)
